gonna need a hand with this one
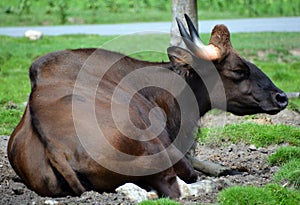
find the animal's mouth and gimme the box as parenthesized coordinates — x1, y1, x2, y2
(227, 101, 285, 116)
(264, 109, 281, 115)
(227, 105, 263, 116)
(259, 100, 287, 115)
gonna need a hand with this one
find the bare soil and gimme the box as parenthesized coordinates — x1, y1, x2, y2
(1, 109, 299, 205)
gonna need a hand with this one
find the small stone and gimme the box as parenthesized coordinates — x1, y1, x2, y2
(115, 183, 148, 203)
(228, 144, 236, 152)
(213, 178, 232, 190)
(258, 147, 268, 153)
(248, 144, 257, 151)
(25, 30, 43, 40)
(12, 182, 25, 195)
(177, 177, 217, 198)
(44, 199, 58, 205)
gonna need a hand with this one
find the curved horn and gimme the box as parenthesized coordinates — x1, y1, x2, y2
(184, 14, 204, 47)
(176, 17, 191, 41)
(177, 14, 221, 61)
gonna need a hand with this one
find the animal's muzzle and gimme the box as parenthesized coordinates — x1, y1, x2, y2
(274, 92, 288, 109)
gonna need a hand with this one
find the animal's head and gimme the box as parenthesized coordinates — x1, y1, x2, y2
(168, 14, 288, 116)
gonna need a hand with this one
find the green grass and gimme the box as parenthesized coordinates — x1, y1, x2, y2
(138, 198, 181, 205)
(274, 159, 300, 189)
(268, 146, 300, 166)
(0, 106, 24, 135)
(198, 123, 300, 147)
(218, 184, 300, 205)
(267, 146, 300, 190)
(230, 32, 300, 52)
(1, 0, 299, 26)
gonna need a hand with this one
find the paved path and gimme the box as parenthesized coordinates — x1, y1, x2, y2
(0, 17, 300, 37)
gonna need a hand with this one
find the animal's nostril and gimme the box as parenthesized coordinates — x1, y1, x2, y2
(276, 93, 287, 103)
(275, 92, 288, 109)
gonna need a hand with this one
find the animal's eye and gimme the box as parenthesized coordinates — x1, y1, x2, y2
(230, 68, 248, 81)
(233, 69, 245, 75)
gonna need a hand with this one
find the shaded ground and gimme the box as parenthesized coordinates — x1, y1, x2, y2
(0, 109, 299, 205)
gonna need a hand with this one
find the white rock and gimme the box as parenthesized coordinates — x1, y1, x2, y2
(249, 144, 257, 151)
(177, 177, 216, 198)
(116, 178, 218, 201)
(177, 177, 191, 197)
(24, 30, 43, 40)
(115, 183, 158, 203)
(43, 199, 58, 205)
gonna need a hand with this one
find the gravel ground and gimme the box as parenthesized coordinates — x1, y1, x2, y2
(1, 109, 299, 205)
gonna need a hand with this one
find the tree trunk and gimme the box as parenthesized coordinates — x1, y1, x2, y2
(170, 0, 198, 47)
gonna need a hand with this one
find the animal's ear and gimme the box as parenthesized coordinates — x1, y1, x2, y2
(167, 46, 193, 66)
(209, 24, 232, 60)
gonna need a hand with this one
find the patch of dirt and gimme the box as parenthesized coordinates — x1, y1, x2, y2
(0, 109, 299, 204)
(184, 143, 281, 204)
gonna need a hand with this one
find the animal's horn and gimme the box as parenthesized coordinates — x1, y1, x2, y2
(176, 17, 191, 41)
(177, 14, 221, 61)
(184, 14, 204, 47)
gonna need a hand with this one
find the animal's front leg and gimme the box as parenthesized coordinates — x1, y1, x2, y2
(165, 143, 198, 183)
(173, 157, 198, 183)
(146, 167, 181, 198)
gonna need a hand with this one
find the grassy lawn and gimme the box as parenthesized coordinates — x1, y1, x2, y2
(0, 0, 299, 26)
(138, 198, 180, 205)
(268, 146, 300, 166)
(218, 184, 300, 205)
(198, 123, 300, 147)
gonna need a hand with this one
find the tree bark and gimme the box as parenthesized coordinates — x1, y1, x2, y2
(170, 0, 198, 47)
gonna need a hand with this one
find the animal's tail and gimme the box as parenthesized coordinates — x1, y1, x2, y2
(30, 104, 85, 195)
(29, 93, 85, 195)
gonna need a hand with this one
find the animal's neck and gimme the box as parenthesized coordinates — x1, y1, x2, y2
(185, 73, 212, 117)
(163, 63, 213, 117)
(139, 64, 212, 132)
